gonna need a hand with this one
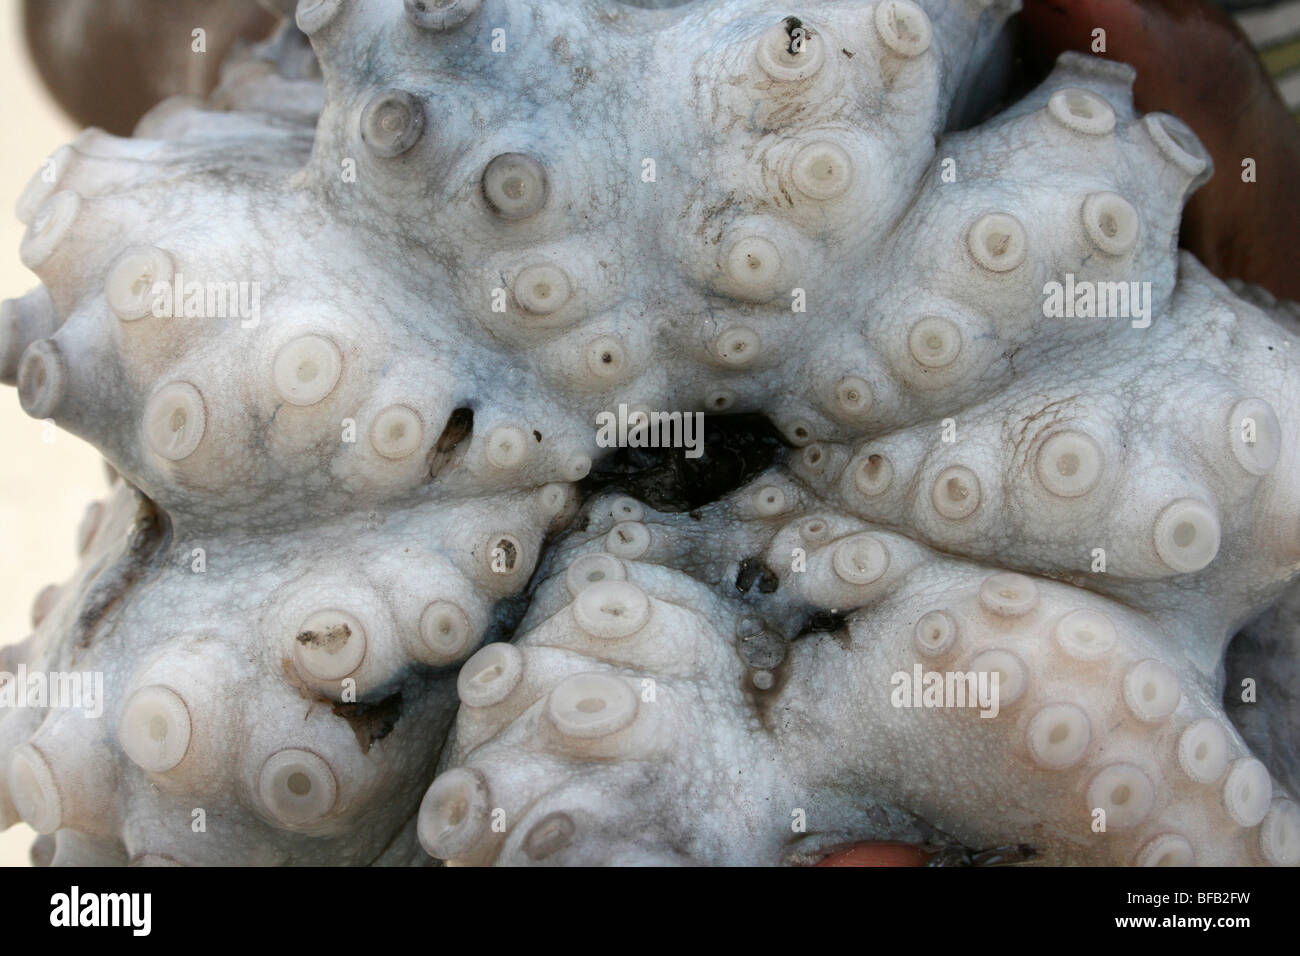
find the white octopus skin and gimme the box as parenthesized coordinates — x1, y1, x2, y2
(429, 484, 1298, 865)
(1, 0, 1297, 866)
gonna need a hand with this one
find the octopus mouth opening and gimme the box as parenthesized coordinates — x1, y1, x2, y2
(579, 411, 785, 511)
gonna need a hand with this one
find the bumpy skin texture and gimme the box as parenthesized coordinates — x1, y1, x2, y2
(2, 0, 1298, 866)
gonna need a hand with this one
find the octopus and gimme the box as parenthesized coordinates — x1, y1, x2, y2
(0, 0, 1297, 866)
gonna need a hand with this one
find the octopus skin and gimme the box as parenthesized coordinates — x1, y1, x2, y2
(0, 0, 1298, 867)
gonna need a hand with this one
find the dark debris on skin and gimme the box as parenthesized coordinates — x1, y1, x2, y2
(797, 609, 848, 637)
(735, 556, 779, 594)
(928, 842, 1039, 867)
(333, 692, 402, 754)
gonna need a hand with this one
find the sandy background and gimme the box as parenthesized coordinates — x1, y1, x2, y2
(0, 5, 101, 866)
